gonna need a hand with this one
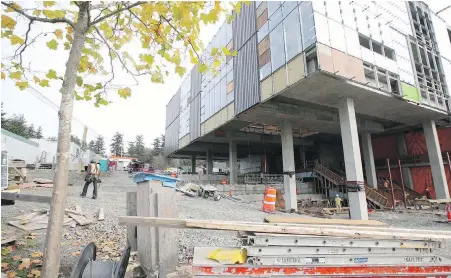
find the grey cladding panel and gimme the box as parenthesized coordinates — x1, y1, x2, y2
(233, 2, 257, 51)
(189, 94, 201, 142)
(165, 89, 180, 128)
(190, 65, 201, 99)
(234, 35, 260, 115)
(164, 116, 180, 156)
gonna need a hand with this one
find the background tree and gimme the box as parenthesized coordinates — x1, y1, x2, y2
(35, 126, 43, 139)
(152, 136, 162, 155)
(2, 114, 28, 137)
(127, 141, 136, 157)
(93, 135, 106, 156)
(110, 132, 124, 156)
(1, 102, 7, 127)
(26, 123, 36, 138)
(88, 140, 96, 152)
(1, 1, 242, 275)
(70, 135, 81, 146)
(134, 135, 146, 161)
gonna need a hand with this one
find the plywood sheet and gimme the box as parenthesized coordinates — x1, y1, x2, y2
(273, 66, 287, 94)
(265, 215, 387, 226)
(287, 54, 305, 86)
(261, 76, 273, 101)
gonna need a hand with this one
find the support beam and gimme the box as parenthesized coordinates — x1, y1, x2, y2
(338, 98, 368, 220)
(229, 140, 238, 184)
(423, 120, 450, 199)
(361, 133, 377, 188)
(191, 156, 196, 174)
(206, 150, 213, 175)
(281, 120, 297, 212)
(397, 133, 414, 189)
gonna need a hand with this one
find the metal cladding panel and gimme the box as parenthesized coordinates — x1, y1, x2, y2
(234, 34, 260, 115)
(189, 94, 201, 142)
(233, 2, 257, 50)
(164, 116, 180, 156)
(165, 89, 180, 128)
(190, 65, 201, 99)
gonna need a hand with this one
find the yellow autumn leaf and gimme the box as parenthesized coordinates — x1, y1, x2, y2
(33, 10, 41, 16)
(65, 26, 73, 34)
(46, 69, 57, 79)
(118, 87, 131, 99)
(39, 79, 50, 87)
(30, 251, 43, 258)
(1, 72, 5, 79)
(30, 269, 41, 277)
(15, 81, 29, 91)
(1, 15, 17, 29)
(64, 42, 70, 50)
(198, 63, 208, 73)
(6, 2, 21, 12)
(9, 71, 22, 79)
(10, 34, 24, 45)
(43, 9, 66, 19)
(54, 29, 63, 39)
(175, 66, 186, 77)
(6, 271, 16, 278)
(33, 76, 40, 83)
(43, 1, 56, 7)
(18, 258, 31, 270)
(46, 39, 58, 50)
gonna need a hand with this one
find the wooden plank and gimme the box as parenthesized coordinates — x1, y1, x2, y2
(118, 217, 451, 241)
(265, 215, 386, 226)
(155, 189, 178, 278)
(66, 212, 93, 226)
(126, 192, 137, 251)
(1, 192, 52, 203)
(98, 208, 105, 221)
(1, 237, 16, 245)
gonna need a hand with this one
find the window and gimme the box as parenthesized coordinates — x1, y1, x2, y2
(372, 41, 383, 55)
(300, 2, 316, 49)
(448, 29, 451, 44)
(306, 48, 318, 75)
(260, 62, 272, 80)
(268, 1, 281, 16)
(268, 7, 283, 31)
(258, 22, 269, 42)
(284, 8, 302, 61)
(270, 23, 285, 72)
(384, 46, 395, 60)
(359, 35, 371, 49)
(282, 1, 297, 17)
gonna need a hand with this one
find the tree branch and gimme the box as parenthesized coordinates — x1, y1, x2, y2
(15, 20, 33, 66)
(1, 1, 75, 28)
(90, 1, 144, 26)
(160, 15, 200, 58)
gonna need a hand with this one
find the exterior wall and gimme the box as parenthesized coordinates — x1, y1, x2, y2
(200, 102, 234, 136)
(165, 116, 180, 155)
(165, 89, 180, 129)
(33, 139, 81, 164)
(1, 129, 40, 163)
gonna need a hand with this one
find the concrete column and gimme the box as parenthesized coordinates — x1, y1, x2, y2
(300, 146, 306, 169)
(191, 156, 196, 174)
(397, 133, 414, 189)
(361, 133, 377, 188)
(229, 140, 238, 184)
(338, 98, 368, 220)
(206, 150, 213, 174)
(423, 120, 450, 199)
(281, 120, 297, 212)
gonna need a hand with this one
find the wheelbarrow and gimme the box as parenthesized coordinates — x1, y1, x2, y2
(70, 243, 131, 278)
(198, 185, 221, 201)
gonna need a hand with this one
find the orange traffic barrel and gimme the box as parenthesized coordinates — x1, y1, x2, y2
(262, 187, 276, 213)
(171, 173, 177, 178)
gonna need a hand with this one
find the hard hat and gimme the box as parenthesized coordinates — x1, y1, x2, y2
(336, 194, 339, 197)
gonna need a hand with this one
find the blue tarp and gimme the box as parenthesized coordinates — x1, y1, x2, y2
(133, 173, 180, 188)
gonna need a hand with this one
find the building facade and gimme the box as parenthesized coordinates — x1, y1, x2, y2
(165, 1, 451, 219)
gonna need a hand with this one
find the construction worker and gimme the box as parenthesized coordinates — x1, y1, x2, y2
(335, 194, 342, 212)
(383, 180, 390, 193)
(80, 160, 100, 199)
(425, 188, 432, 200)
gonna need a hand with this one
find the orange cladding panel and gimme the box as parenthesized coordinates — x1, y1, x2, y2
(372, 135, 398, 160)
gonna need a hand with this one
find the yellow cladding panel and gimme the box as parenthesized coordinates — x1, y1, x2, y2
(227, 102, 234, 120)
(179, 134, 189, 148)
(273, 66, 287, 94)
(261, 76, 273, 101)
(317, 43, 334, 73)
(201, 123, 205, 136)
(287, 54, 305, 86)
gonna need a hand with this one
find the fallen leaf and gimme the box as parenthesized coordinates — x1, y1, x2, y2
(6, 271, 16, 278)
(31, 259, 42, 265)
(1, 262, 8, 270)
(72, 251, 80, 256)
(72, 242, 81, 247)
(12, 255, 21, 261)
(26, 235, 36, 239)
(31, 251, 43, 258)
(30, 269, 41, 277)
(18, 258, 31, 270)
(7, 245, 14, 252)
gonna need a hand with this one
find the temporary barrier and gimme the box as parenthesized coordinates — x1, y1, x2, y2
(262, 187, 276, 213)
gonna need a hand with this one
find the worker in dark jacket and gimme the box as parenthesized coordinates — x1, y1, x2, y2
(80, 160, 100, 199)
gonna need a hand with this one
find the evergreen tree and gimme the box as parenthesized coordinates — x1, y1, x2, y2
(127, 141, 136, 157)
(110, 132, 124, 156)
(3, 114, 28, 138)
(94, 136, 106, 156)
(88, 140, 96, 152)
(70, 135, 81, 146)
(36, 126, 43, 139)
(27, 123, 36, 138)
(1, 102, 7, 128)
(135, 135, 146, 161)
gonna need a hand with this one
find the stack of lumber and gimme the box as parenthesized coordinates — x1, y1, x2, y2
(119, 216, 451, 277)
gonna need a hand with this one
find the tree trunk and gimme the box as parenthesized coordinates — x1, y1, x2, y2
(41, 3, 89, 277)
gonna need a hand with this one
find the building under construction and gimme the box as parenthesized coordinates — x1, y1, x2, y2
(164, 1, 451, 219)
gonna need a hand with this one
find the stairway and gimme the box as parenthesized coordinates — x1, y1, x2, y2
(313, 162, 390, 209)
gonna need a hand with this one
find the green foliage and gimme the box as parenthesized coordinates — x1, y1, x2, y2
(110, 132, 124, 156)
(1, 110, 43, 139)
(1, 1, 245, 106)
(93, 135, 106, 156)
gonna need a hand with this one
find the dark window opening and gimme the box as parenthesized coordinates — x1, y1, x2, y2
(384, 46, 395, 60)
(359, 35, 371, 49)
(390, 78, 399, 95)
(448, 29, 451, 44)
(372, 41, 383, 55)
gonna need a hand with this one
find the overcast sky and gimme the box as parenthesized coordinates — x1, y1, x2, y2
(1, 1, 450, 151)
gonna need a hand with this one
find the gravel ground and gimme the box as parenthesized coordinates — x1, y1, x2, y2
(2, 170, 451, 277)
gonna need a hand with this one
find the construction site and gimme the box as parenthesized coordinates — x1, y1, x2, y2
(2, 1, 451, 278)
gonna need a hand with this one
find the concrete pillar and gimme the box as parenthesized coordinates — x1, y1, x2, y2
(206, 150, 213, 174)
(229, 140, 238, 184)
(361, 133, 377, 188)
(300, 146, 306, 169)
(338, 98, 368, 220)
(281, 120, 297, 212)
(191, 156, 196, 174)
(423, 120, 450, 199)
(397, 133, 414, 189)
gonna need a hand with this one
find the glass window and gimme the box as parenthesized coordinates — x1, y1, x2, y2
(268, 1, 281, 16)
(269, 7, 283, 31)
(359, 35, 371, 49)
(258, 22, 269, 42)
(220, 77, 227, 109)
(260, 62, 272, 80)
(227, 70, 233, 83)
(227, 59, 234, 73)
(284, 8, 302, 61)
(282, 1, 297, 17)
(372, 41, 383, 55)
(270, 23, 285, 72)
(300, 2, 316, 49)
